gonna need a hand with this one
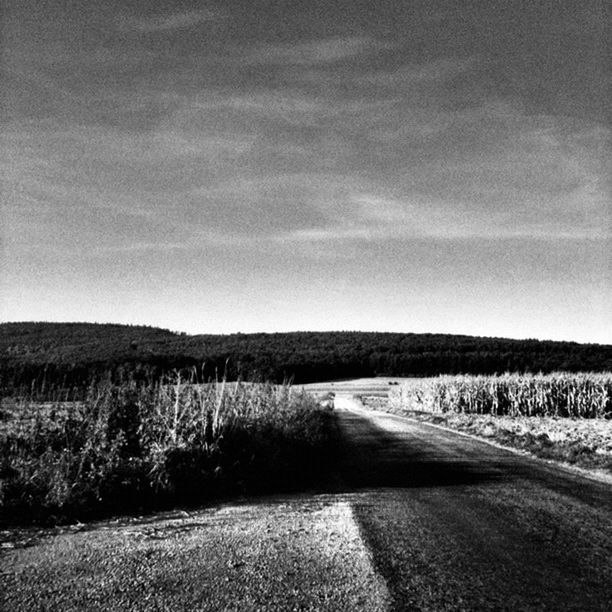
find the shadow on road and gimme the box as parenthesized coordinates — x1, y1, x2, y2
(333, 408, 612, 511)
(335, 409, 514, 490)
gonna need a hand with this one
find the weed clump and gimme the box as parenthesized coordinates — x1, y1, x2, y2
(0, 376, 337, 525)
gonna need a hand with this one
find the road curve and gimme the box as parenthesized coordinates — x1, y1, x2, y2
(1, 395, 611, 611)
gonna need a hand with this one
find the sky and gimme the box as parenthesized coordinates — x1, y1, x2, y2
(1, 0, 610, 343)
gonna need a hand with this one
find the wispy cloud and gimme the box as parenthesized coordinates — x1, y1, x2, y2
(118, 9, 222, 34)
(357, 56, 483, 87)
(187, 90, 398, 128)
(243, 36, 393, 66)
(277, 191, 611, 244)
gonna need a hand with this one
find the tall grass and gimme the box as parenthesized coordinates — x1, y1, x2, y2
(0, 376, 337, 525)
(389, 373, 612, 418)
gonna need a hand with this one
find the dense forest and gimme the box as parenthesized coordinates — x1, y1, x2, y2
(1, 322, 611, 393)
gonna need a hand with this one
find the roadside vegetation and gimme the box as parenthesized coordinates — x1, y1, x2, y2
(404, 411, 612, 472)
(373, 373, 612, 472)
(0, 375, 338, 526)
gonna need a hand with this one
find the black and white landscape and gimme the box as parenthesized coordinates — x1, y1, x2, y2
(1, 1, 610, 610)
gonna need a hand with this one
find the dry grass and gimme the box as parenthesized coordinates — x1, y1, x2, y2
(0, 376, 338, 526)
(403, 411, 612, 473)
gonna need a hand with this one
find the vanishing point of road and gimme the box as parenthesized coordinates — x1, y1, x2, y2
(2, 395, 611, 611)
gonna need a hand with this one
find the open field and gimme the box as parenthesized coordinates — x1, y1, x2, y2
(300, 377, 421, 397)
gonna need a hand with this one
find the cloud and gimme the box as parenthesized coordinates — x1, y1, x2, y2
(272, 162, 611, 247)
(1, 118, 260, 256)
(356, 56, 483, 87)
(118, 9, 221, 34)
(187, 90, 398, 129)
(4, 64, 609, 263)
(243, 36, 392, 66)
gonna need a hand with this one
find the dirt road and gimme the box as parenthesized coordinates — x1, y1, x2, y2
(2, 395, 611, 611)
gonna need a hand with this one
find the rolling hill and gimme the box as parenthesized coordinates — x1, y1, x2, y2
(1, 322, 611, 391)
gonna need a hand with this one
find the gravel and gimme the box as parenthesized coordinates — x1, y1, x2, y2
(0, 497, 389, 611)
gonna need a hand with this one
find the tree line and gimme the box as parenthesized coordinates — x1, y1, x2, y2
(1, 322, 611, 394)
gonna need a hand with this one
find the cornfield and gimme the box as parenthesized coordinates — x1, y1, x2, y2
(389, 373, 612, 419)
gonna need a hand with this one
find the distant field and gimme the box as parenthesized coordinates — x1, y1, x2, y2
(300, 377, 420, 397)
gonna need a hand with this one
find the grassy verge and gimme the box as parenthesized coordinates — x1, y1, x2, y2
(360, 395, 612, 473)
(0, 379, 339, 526)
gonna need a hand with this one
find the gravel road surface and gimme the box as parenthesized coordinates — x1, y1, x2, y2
(1, 394, 611, 611)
